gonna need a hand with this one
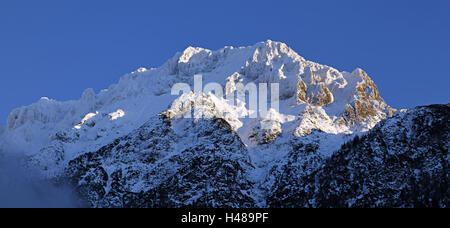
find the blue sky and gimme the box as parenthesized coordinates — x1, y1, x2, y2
(0, 0, 449, 125)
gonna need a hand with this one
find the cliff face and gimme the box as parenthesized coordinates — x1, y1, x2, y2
(65, 114, 255, 208)
(64, 104, 449, 208)
(268, 104, 449, 208)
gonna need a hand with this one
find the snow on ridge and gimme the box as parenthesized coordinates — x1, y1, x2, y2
(0, 40, 394, 177)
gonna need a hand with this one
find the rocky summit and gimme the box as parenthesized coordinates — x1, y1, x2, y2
(0, 41, 447, 208)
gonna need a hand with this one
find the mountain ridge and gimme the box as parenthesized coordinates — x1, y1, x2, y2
(2, 41, 446, 208)
(0, 41, 394, 172)
(63, 103, 448, 207)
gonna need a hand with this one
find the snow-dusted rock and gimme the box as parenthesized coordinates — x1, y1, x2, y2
(268, 104, 449, 208)
(2, 40, 443, 208)
(65, 113, 255, 208)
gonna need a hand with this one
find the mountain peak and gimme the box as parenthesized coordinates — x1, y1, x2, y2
(1, 40, 446, 209)
(1, 40, 395, 176)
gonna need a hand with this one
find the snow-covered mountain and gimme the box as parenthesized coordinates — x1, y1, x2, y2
(1, 40, 446, 208)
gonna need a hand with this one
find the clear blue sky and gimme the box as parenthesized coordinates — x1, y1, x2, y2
(1, 0, 449, 125)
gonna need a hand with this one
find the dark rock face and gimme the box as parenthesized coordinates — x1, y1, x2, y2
(268, 104, 449, 208)
(66, 115, 255, 208)
(265, 132, 326, 208)
(66, 105, 449, 208)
